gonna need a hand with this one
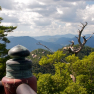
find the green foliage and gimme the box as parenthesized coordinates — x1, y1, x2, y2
(77, 46, 94, 59)
(29, 45, 94, 75)
(65, 54, 79, 63)
(28, 45, 94, 94)
(39, 50, 66, 65)
(27, 49, 55, 74)
(33, 72, 43, 80)
(65, 52, 94, 94)
(71, 52, 94, 94)
(36, 50, 94, 94)
(27, 44, 94, 94)
(0, 6, 17, 80)
(37, 74, 53, 94)
(37, 74, 69, 94)
(59, 45, 94, 59)
(37, 51, 71, 94)
(63, 82, 87, 94)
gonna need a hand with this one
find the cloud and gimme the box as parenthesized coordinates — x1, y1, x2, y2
(32, 5, 57, 17)
(34, 18, 51, 26)
(50, 1, 87, 22)
(76, 5, 94, 24)
(1, 13, 19, 23)
(28, 1, 47, 9)
(0, 0, 18, 10)
(0, 0, 94, 36)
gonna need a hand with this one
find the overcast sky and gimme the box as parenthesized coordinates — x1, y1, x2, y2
(0, 0, 94, 37)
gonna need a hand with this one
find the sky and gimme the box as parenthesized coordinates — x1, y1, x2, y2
(0, 0, 94, 37)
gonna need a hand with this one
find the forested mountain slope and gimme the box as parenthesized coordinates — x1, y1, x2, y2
(35, 46, 94, 94)
(28, 45, 94, 74)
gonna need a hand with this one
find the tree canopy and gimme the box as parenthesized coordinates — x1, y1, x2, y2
(37, 50, 94, 94)
(0, 6, 17, 79)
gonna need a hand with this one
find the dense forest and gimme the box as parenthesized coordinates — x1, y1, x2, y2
(30, 46, 94, 94)
(26, 45, 94, 94)
(27, 45, 94, 74)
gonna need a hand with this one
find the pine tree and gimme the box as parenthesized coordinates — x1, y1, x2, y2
(0, 6, 17, 80)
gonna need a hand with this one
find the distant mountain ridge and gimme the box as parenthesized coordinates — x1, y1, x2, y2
(54, 35, 94, 47)
(7, 36, 62, 51)
(33, 34, 77, 42)
(6, 34, 94, 52)
(32, 34, 92, 42)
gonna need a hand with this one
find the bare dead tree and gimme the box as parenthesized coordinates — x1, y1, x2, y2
(67, 22, 94, 56)
(36, 42, 68, 63)
(37, 22, 94, 57)
(37, 22, 94, 56)
(36, 22, 94, 83)
(36, 42, 53, 53)
(70, 74, 76, 83)
(65, 22, 94, 82)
